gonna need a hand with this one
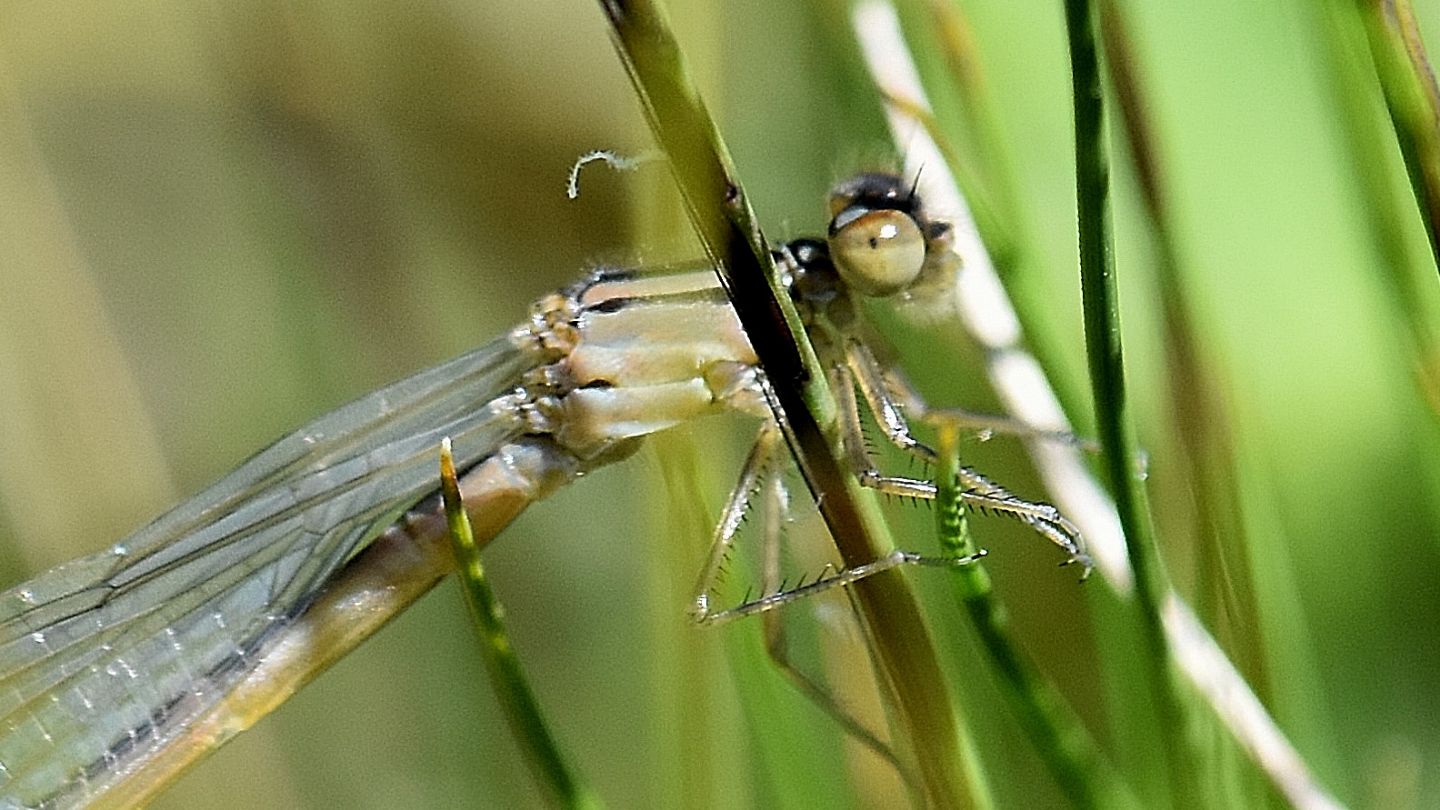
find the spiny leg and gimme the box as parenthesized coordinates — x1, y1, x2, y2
(853, 339, 1147, 479)
(700, 548, 982, 624)
(684, 404, 983, 786)
(690, 421, 984, 627)
(833, 348, 1092, 571)
(753, 469, 918, 787)
(846, 338, 1096, 456)
(684, 418, 973, 787)
(688, 421, 783, 625)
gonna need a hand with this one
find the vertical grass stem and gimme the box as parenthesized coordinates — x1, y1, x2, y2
(1061, 0, 1199, 803)
(439, 439, 601, 810)
(596, 2, 982, 806)
(933, 422, 1137, 810)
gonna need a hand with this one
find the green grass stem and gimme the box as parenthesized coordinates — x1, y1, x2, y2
(1061, 0, 1201, 804)
(1357, 0, 1440, 280)
(931, 421, 1140, 810)
(1098, 0, 1269, 709)
(596, 1, 986, 806)
(438, 439, 602, 810)
(1312, 0, 1440, 415)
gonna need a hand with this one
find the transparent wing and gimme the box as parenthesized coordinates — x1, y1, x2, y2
(0, 336, 534, 808)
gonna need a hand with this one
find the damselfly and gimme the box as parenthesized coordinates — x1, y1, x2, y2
(0, 1, 1111, 801)
(0, 163, 1087, 807)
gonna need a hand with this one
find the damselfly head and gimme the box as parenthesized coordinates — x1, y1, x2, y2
(825, 173, 959, 313)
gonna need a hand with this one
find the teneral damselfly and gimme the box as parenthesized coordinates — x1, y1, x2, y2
(0, 154, 1089, 806)
(0, 6, 1089, 808)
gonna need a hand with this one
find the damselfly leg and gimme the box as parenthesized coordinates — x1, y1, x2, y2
(675, 172, 1101, 787)
(834, 339, 1094, 574)
(688, 421, 986, 627)
(753, 459, 917, 789)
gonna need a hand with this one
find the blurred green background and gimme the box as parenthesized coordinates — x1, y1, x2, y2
(2, 0, 1439, 807)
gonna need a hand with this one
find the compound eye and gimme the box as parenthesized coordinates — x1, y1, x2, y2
(828, 208, 926, 297)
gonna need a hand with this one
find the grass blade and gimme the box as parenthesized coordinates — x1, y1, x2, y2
(1061, 0, 1201, 802)
(931, 420, 1139, 810)
(1357, 0, 1440, 278)
(595, 1, 986, 805)
(439, 439, 601, 810)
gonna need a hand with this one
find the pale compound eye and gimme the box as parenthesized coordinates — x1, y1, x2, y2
(828, 208, 926, 297)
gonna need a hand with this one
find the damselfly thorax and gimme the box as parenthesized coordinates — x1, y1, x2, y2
(0, 172, 1085, 808)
